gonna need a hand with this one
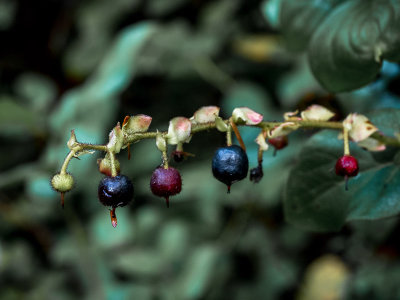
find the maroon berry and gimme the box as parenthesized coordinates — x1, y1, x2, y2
(335, 155, 359, 190)
(268, 136, 288, 156)
(150, 167, 182, 208)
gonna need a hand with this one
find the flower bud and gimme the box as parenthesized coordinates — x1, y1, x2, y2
(232, 107, 263, 125)
(255, 132, 269, 151)
(191, 106, 220, 124)
(342, 113, 378, 142)
(122, 114, 152, 133)
(301, 105, 335, 121)
(166, 117, 192, 145)
(107, 123, 124, 153)
(268, 122, 299, 138)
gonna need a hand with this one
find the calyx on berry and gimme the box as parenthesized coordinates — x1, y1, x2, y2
(97, 154, 121, 177)
(98, 174, 134, 227)
(150, 166, 182, 208)
(212, 145, 249, 193)
(335, 155, 359, 190)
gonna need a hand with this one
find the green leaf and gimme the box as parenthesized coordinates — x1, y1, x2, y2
(308, 0, 400, 92)
(0, 97, 43, 135)
(263, 0, 344, 52)
(284, 130, 400, 232)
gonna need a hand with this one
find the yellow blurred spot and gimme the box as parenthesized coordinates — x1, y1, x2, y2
(297, 255, 350, 300)
(233, 35, 282, 62)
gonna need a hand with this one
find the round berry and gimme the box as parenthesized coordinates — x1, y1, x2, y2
(150, 167, 182, 207)
(98, 175, 134, 208)
(51, 173, 74, 193)
(172, 150, 184, 162)
(212, 145, 249, 192)
(250, 164, 263, 183)
(268, 136, 288, 151)
(335, 155, 359, 177)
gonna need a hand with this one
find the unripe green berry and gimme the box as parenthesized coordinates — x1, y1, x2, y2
(51, 173, 74, 193)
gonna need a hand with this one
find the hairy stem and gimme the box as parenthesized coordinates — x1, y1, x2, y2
(58, 118, 400, 175)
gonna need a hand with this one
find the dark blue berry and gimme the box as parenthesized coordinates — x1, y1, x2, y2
(98, 175, 134, 208)
(250, 164, 263, 183)
(212, 145, 249, 192)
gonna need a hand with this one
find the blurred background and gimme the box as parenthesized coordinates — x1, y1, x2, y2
(1, 0, 400, 299)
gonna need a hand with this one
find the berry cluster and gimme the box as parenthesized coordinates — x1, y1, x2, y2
(51, 105, 381, 228)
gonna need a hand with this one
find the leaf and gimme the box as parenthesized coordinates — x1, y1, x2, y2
(308, 0, 400, 92)
(0, 97, 43, 135)
(283, 130, 400, 232)
(263, 0, 344, 52)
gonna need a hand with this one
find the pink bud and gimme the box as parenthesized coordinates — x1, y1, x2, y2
(191, 106, 220, 124)
(232, 107, 263, 125)
(122, 114, 152, 133)
(166, 117, 192, 145)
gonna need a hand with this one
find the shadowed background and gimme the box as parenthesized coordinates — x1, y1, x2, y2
(1, 0, 400, 299)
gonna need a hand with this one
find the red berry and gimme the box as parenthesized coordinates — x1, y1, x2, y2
(335, 155, 359, 177)
(150, 167, 182, 208)
(335, 155, 359, 191)
(268, 136, 288, 150)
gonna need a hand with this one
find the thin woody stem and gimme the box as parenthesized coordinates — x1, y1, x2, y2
(343, 127, 350, 155)
(108, 151, 118, 177)
(58, 119, 400, 174)
(162, 150, 169, 169)
(230, 118, 246, 151)
(61, 150, 76, 175)
(226, 124, 232, 146)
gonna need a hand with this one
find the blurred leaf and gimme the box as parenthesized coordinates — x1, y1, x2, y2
(262, 0, 344, 52)
(14, 73, 57, 114)
(111, 249, 165, 276)
(173, 245, 221, 300)
(261, 0, 281, 29)
(145, 0, 187, 16)
(90, 209, 135, 249)
(43, 21, 157, 184)
(64, 0, 141, 77)
(0, 0, 16, 30)
(308, 0, 400, 92)
(350, 260, 400, 300)
(0, 97, 43, 135)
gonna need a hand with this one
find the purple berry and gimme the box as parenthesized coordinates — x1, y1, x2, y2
(150, 167, 182, 208)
